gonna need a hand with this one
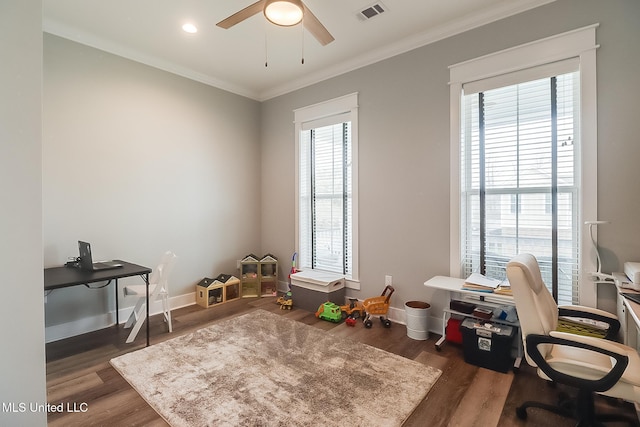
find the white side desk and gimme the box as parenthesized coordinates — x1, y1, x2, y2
(613, 274, 640, 417)
(614, 273, 640, 350)
(424, 275, 522, 369)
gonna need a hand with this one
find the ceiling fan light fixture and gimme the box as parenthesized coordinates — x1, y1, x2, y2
(264, 0, 304, 27)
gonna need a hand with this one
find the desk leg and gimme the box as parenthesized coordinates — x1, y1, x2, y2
(145, 273, 150, 347)
(435, 311, 448, 351)
(115, 278, 119, 326)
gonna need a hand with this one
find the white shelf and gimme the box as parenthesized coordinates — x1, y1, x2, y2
(425, 275, 522, 370)
(444, 308, 519, 327)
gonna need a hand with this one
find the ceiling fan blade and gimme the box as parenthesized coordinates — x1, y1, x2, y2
(216, 0, 266, 29)
(302, 3, 335, 46)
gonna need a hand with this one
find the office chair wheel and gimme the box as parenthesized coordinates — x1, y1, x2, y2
(515, 406, 528, 420)
(365, 319, 373, 328)
(557, 392, 571, 407)
(382, 318, 391, 328)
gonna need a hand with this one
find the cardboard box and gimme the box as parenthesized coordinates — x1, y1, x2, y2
(290, 270, 345, 312)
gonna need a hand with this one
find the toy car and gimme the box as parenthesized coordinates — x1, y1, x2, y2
(276, 291, 293, 310)
(315, 301, 342, 323)
(340, 298, 365, 320)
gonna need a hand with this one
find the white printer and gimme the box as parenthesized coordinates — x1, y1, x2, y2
(613, 262, 640, 291)
(624, 262, 640, 285)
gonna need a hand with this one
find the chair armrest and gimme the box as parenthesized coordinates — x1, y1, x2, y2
(549, 331, 630, 355)
(559, 304, 618, 320)
(558, 305, 620, 340)
(526, 333, 629, 392)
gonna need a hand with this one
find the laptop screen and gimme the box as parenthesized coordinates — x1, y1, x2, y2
(78, 240, 94, 270)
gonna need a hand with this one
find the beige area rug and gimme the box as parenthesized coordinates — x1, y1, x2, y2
(110, 309, 441, 427)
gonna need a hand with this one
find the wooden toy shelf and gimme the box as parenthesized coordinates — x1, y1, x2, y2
(240, 254, 278, 298)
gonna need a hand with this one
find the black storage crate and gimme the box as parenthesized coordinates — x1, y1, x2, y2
(460, 318, 515, 373)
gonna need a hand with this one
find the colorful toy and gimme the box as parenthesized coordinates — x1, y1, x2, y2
(340, 298, 366, 320)
(288, 252, 298, 288)
(340, 298, 365, 327)
(315, 301, 342, 323)
(290, 252, 298, 276)
(362, 285, 395, 328)
(276, 291, 293, 310)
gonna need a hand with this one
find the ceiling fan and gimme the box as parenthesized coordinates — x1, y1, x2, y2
(216, 0, 335, 46)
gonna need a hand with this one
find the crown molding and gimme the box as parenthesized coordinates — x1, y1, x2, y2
(43, 17, 261, 100)
(259, 0, 557, 100)
(43, 0, 557, 102)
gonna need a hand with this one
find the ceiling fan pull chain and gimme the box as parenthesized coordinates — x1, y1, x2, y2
(264, 19, 269, 67)
(301, 16, 305, 65)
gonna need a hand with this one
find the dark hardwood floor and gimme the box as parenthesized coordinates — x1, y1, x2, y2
(46, 297, 639, 426)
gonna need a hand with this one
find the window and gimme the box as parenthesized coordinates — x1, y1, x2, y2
(295, 93, 359, 284)
(460, 71, 579, 305)
(450, 25, 599, 306)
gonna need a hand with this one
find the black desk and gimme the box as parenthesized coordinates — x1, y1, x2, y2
(44, 261, 152, 346)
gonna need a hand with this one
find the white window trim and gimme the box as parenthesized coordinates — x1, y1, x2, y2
(294, 93, 360, 289)
(449, 24, 599, 306)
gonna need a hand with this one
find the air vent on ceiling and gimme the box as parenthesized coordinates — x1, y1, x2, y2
(359, 2, 386, 20)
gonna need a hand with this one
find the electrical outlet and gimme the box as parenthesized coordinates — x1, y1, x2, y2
(385, 275, 392, 286)
(236, 260, 241, 269)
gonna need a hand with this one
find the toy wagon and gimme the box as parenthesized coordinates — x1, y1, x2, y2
(362, 285, 395, 328)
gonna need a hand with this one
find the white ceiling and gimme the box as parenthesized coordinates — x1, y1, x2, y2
(43, 0, 555, 101)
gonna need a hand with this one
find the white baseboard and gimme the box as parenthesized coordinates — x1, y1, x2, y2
(45, 292, 196, 343)
(272, 287, 442, 335)
(277, 280, 289, 293)
(45, 312, 115, 343)
(45, 290, 443, 343)
(386, 306, 441, 335)
(298, 294, 441, 335)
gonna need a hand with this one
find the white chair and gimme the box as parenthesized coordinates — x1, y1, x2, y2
(123, 251, 177, 343)
(507, 253, 640, 426)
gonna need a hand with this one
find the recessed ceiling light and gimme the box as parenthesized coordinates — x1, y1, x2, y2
(182, 23, 198, 34)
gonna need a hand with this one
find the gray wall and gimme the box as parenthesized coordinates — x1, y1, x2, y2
(6, 1, 639, 417)
(260, 0, 640, 313)
(40, 1, 640, 331)
(0, 0, 47, 425)
(43, 35, 262, 333)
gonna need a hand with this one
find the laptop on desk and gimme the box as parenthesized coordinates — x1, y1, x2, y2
(621, 292, 640, 306)
(78, 241, 123, 271)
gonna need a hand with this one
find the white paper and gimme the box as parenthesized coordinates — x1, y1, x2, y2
(465, 273, 502, 288)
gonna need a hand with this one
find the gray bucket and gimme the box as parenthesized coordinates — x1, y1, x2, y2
(405, 301, 430, 340)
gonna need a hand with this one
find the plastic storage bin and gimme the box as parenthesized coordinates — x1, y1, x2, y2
(290, 270, 345, 312)
(460, 318, 515, 373)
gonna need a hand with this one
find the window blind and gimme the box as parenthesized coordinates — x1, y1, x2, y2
(461, 71, 580, 305)
(299, 122, 352, 275)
